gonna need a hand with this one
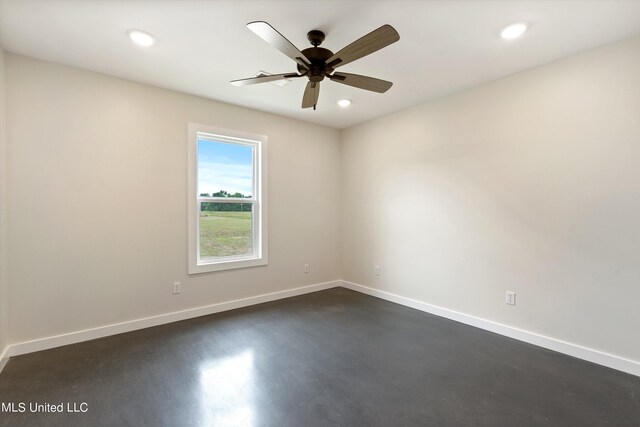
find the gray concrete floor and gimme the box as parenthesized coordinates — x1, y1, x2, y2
(1, 287, 639, 426)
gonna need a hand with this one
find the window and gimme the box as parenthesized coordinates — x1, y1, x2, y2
(188, 123, 267, 273)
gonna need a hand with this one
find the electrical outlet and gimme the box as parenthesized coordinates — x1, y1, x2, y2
(304, 264, 309, 273)
(374, 265, 380, 276)
(172, 282, 181, 294)
(505, 291, 516, 305)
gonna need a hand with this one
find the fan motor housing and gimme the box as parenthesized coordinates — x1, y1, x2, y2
(298, 47, 334, 82)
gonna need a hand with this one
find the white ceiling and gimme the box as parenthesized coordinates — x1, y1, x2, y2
(1, 0, 640, 129)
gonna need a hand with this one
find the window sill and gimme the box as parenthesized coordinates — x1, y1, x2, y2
(188, 256, 268, 274)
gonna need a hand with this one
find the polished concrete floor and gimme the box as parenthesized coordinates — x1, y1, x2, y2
(1, 287, 639, 426)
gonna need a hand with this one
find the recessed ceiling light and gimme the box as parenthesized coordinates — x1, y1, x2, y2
(337, 99, 352, 108)
(500, 22, 527, 40)
(128, 29, 156, 47)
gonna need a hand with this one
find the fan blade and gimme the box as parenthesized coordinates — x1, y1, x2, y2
(329, 72, 393, 93)
(230, 73, 301, 86)
(326, 25, 399, 69)
(247, 21, 311, 69)
(302, 81, 320, 110)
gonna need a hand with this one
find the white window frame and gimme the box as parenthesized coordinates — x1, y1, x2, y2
(188, 123, 268, 274)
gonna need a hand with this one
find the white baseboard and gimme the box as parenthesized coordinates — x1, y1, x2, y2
(4, 279, 639, 379)
(5, 280, 340, 359)
(340, 280, 640, 378)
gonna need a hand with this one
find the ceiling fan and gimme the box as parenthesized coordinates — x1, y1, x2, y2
(230, 22, 400, 110)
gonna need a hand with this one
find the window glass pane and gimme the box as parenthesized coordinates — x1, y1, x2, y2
(198, 138, 253, 198)
(200, 202, 253, 259)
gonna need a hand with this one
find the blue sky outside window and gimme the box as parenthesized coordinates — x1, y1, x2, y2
(198, 139, 253, 197)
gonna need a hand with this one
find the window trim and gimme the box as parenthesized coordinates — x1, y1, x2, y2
(188, 123, 268, 274)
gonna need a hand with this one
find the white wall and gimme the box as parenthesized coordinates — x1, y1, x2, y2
(0, 46, 9, 358)
(5, 54, 341, 344)
(342, 36, 640, 363)
(4, 34, 640, 370)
